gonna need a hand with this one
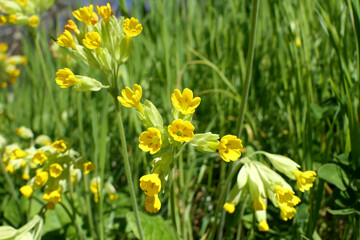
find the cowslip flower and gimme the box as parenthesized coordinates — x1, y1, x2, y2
(274, 185, 300, 207)
(28, 15, 39, 27)
(20, 185, 33, 198)
(168, 119, 195, 142)
(123, 17, 143, 38)
(83, 161, 96, 174)
(16, 126, 33, 139)
(55, 68, 79, 88)
(258, 220, 269, 232)
(223, 203, 235, 214)
(72, 4, 98, 26)
(10, 148, 27, 160)
(43, 190, 62, 210)
(279, 203, 297, 221)
(90, 177, 100, 203)
(117, 84, 143, 113)
(9, 14, 17, 23)
(171, 88, 201, 115)
(218, 135, 243, 162)
(52, 140, 67, 152)
(65, 19, 80, 35)
(57, 30, 76, 49)
(35, 170, 48, 186)
(83, 32, 101, 50)
(32, 151, 47, 165)
(144, 194, 161, 213)
(138, 127, 162, 154)
(293, 170, 317, 192)
(97, 3, 112, 22)
(49, 163, 63, 178)
(17, 0, 27, 5)
(0, 15, 6, 25)
(139, 174, 161, 196)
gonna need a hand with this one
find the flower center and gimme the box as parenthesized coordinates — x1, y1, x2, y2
(176, 130, 183, 136)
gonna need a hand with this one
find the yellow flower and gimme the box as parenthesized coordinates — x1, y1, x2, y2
(83, 32, 101, 49)
(139, 174, 161, 196)
(17, 0, 27, 5)
(35, 171, 48, 186)
(32, 151, 47, 165)
(28, 15, 39, 27)
(275, 185, 300, 207)
(83, 161, 96, 174)
(279, 203, 296, 221)
(218, 135, 243, 162)
(57, 30, 76, 49)
(223, 203, 235, 214)
(97, 3, 113, 22)
(10, 148, 27, 160)
(168, 119, 195, 142)
(295, 37, 302, 47)
(0, 43, 8, 52)
(171, 88, 201, 115)
(109, 193, 118, 201)
(253, 197, 266, 211)
(22, 172, 29, 180)
(43, 190, 62, 210)
(55, 68, 79, 88)
(123, 17, 143, 38)
(144, 194, 161, 213)
(139, 127, 162, 154)
(293, 170, 316, 192)
(258, 221, 269, 232)
(49, 163, 63, 178)
(73, 4, 98, 26)
(117, 84, 143, 112)
(20, 185, 33, 198)
(52, 140, 67, 152)
(65, 19, 80, 35)
(9, 14, 17, 23)
(90, 178, 100, 194)
(0, 15, 6, 25)
(5, 163, 14, 174)
(9, 69, 20, 78)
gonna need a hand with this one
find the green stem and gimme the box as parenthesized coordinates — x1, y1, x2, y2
(170, 168, 180, 240)
(114, 99, 144, 240)
(68, 173, 85, 240)
(77, 93, 97, 239)
(235, 0, 260, 137)
(59, 202, 84, 240)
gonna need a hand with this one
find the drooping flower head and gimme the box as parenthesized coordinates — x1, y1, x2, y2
(57, 30, 76, 49)
(123, 17, 143, 38)
(144, 194, 161, 213)
(97, 3, 113, 22)
(52, 140, 67, 152)
(72, 4, 98, 26)
(65, 20, 80, 35)
(117, 84, 143, 112)
(83, 162, 96, 174)
(168, 119, 195, 142)
(293, 170, 317, 192)
(35, 170, 48, 186)
(55, 68, 79, 88)
(83, 32, 101, 50)
(43, 190, 62, 210)
(139, 127, 162, 154)
(20, 185, 33, 198)
(218, 135, 243, 162)
(171, 88, 201, 115)
(140, 174, 161, 196)
(274, 185, 301, 207)
(49, 163, 63, 178)
(223, 203, 235, 214)
(10, 148, 27, 160)
(28, 15, 39, 27)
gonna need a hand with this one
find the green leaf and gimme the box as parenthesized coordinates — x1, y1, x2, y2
(318, 163, 349, 191)
(126, 212, 176, 240)
(327, 208, 358, 215)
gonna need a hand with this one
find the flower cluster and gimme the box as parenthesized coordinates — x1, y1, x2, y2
(0, 0, 54, 27)
(118, 85, 243, 213)
(54, 3, 142, 91)
(224, 152, 316, 232)
(1, 127, 95, 210)
(0, 42, 27, 88)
